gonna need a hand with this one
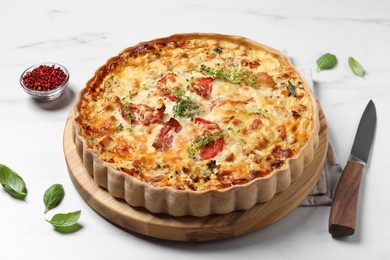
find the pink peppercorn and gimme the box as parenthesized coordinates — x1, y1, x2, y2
(22, 64, 67, 91)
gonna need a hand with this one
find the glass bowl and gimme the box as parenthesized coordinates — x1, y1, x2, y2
(20, 62, 70, 101)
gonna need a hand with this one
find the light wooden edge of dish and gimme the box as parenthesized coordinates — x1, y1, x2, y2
(71, 33, 320, 217)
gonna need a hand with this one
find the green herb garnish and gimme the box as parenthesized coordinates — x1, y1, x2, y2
(316, 53, 337, 72)
(193, 133, 220, 149)
(173, 97, 199, 118)
(185, 77, 194, 89)
(187, 148, 196, 158)
(199, 64, 258, 88)
(200, 64, 231, 81)
(0, 164, 27, 200)
(348, 57, 365, 77)
(287, 81, 297, 96)
(121, 100, 132, 122)
(254, 108, 269, 117)
(188, 132, 223, 157)
(172, 88, 199, 118)
(233, 70, 258, 88)
(43, 184, 65, 214)
(172, 88, 186, 99)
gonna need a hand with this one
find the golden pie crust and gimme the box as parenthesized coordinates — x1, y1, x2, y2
(73, 33, 319, 217)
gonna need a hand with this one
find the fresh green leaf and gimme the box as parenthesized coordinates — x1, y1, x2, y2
(54, 224, 83, 234)
(316, 53, 337, 72)
(0, 164, 27, 200)
(46, 210, 81, 228)
(348, 57, 365, 77)
(287, 81, 297, 96)
(43, 184, 65, 214)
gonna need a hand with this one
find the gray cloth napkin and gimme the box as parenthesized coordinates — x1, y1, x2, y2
(299, 69, 341, 206)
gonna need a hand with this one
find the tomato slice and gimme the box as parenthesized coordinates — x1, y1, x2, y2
(190, 77, 214, 97)
(165, 117, 182, 133)
(129, 104, 165, 125)
(153, 118, 182, 150)
(194, 117, 224, 160)
(193, 117, 220, 132)
(199, 137, 224, 160)
(157, 73, 176, 86)
(115, 97, 165, 125)
(156, 73, 179, 101)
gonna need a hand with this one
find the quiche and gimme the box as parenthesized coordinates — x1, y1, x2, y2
(73, 33, 319, 217)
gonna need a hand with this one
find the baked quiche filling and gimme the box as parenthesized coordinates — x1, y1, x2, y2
(75, 37, 314, 192)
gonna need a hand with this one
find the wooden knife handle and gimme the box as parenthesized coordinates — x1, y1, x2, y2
(329, 160, 364, 237)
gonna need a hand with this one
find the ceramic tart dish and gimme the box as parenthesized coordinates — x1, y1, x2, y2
(72, 33, 319, 217)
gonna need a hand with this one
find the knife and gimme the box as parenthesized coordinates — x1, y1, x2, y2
(329, 100, 377, 237)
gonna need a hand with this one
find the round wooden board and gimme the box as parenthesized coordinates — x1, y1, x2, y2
(63, 107, 328, 242)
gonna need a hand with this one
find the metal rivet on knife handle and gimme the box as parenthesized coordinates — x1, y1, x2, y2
(328, 160, 364, 236)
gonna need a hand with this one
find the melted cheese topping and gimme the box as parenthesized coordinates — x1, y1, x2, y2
(76, 37, 314, 191)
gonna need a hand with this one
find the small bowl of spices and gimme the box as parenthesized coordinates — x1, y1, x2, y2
(20, 62, 70, 101)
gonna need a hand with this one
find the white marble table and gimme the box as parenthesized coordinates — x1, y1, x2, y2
(1, 0, 389, 259)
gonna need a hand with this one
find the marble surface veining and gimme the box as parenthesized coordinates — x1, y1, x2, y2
(1, 0, 390, 259)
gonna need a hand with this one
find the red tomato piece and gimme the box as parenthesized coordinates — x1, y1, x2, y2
(199, 137, 224, 160)
(194, 117, 224, 160)
(156, 73, 179, 101)
(114, 96, 165, 126)
(193, 117, 220, 133)
(190, 77, 214, 97)
(157, 73, 176, 86)
(153, 118, 182, 150)
(129, 104, 165, 125)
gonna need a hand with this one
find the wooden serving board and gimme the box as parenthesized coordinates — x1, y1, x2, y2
(63, 107, 328, 242)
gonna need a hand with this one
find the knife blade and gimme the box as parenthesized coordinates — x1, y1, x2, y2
(329, 100, 377, 237)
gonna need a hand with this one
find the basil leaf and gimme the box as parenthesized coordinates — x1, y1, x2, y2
(55, 224, 83, 234)
(212, 46, 223, 54)
(46, 210, 81, 228)
(316, 53, 337, 72)
(287, 80, 297, 96)
(0, 164, 27, 200)
(348, 57, 365, 77)
(43, 184, 65, 213)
